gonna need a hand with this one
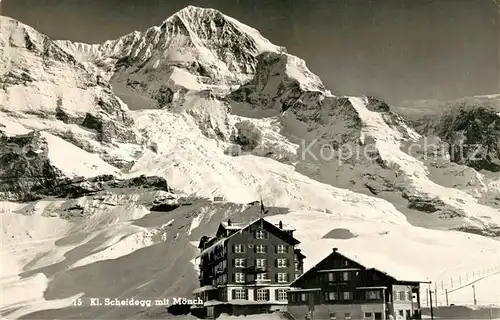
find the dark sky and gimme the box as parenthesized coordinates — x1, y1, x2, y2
(2, 0, 499, 104)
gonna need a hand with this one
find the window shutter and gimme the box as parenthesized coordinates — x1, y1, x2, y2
(232, 289, 236, 300)
(254, 288, 258, 301)
(275, 245, 278, 254)
(275, 273, 278, 283)
(232, 273, 235, 282)
(232, 259, 235, 267)
(285, 245, 289, 253)
(287, 273, 290, 282)
(286, 259, 289, 267)
(275, 289, 279, 301)
(243, 259, 247, 267)
(264, 245, 268, 253)
(275, 259, 278, 267)
(254, 245, 257, 253)
(266, 289, 270, 301)
(232, 245, 235, 253)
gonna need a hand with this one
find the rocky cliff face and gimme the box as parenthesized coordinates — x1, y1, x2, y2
(0, 16, 142, 169)
(0, 130, 63, 201)
(397, 96, 500, 172)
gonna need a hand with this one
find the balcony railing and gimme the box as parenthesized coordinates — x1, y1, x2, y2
(243, 265, 268, 274)
(251, 278, 272, 285)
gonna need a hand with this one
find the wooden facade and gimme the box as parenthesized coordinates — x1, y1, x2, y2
(287, 248, 430, 320)
(192, 218, 305, 318)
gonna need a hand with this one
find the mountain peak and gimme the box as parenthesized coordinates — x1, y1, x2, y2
(162, 5, 283, 55)
(174, 5, 220, 16)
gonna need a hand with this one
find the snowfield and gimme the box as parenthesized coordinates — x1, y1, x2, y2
(1, 5, 500, 320)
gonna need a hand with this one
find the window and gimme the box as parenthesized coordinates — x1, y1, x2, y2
(326, 291, 338, 301)
(406, 310, 411, 318)
(329, 313, 336, 320)
(398, 310, 404, 317)
(277, 289, 288, 301)
(399, 291, 406, 301)
(256, 273, 269, 281)
(343, 292, 353, 300)
(234, 258, 246, 267)
(366, 290, 381, 300)
(374, 313, 382, 320)
(301, 293, 307, 302)
(328, 272, 335, 282)
(255, 230, 268, 239)
(276, 244, 287, 253)
(256, 258, 266, 268)
(255, 244, 266, 253)
(256, 289, 269, 301)
(235, 273, 245, 283)
(342, 272, 351, 281)
(233, 244, 244, 253)
(407, 291, 412, 301)
(233, 289, 246, 300)
(277, 258, 288, 268)
(345, 313, 351, 320)
(364, 313, 372, 319)
(277, 273, 288, 283)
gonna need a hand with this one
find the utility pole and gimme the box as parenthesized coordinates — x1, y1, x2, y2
(426, 288, 430, 307)
(472, 285, 477, 305)
(435, 283, 438, 306)
(429, 289, 434, 320)
(445, 289, 449, 306)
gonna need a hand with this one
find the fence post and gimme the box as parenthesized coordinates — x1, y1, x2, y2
(445, 289, 449, 306)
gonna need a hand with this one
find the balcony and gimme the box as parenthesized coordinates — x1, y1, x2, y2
(247, 278, 272, 285)
(243, 265, 268, 274)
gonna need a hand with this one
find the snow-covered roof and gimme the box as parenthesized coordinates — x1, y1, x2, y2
(198, 218, 299, 257)
(192, 285, 216, 294)
(220, 221, 245, 230)
(220, 220, 295, 231)
(274, 222, 295, 231)
(291, 248, 430, 286)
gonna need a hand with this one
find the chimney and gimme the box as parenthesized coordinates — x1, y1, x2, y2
(279, 220, 283, 229)
(227, 219, 232, 226)
(332, 248, 338, 253)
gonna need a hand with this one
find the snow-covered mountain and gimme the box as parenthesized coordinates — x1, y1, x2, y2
(1, 6, 500, 319)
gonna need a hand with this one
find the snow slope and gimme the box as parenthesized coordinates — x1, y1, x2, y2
(1, 6, 500, 320)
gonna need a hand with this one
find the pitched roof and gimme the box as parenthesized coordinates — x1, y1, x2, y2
(291, 248, 430, 286)
(220, 220, 295, 231)
(197, 218, 300, 257)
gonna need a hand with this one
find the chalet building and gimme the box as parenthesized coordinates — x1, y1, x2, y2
(287, 248, 430, 320)
(191, 218, 305, 318)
